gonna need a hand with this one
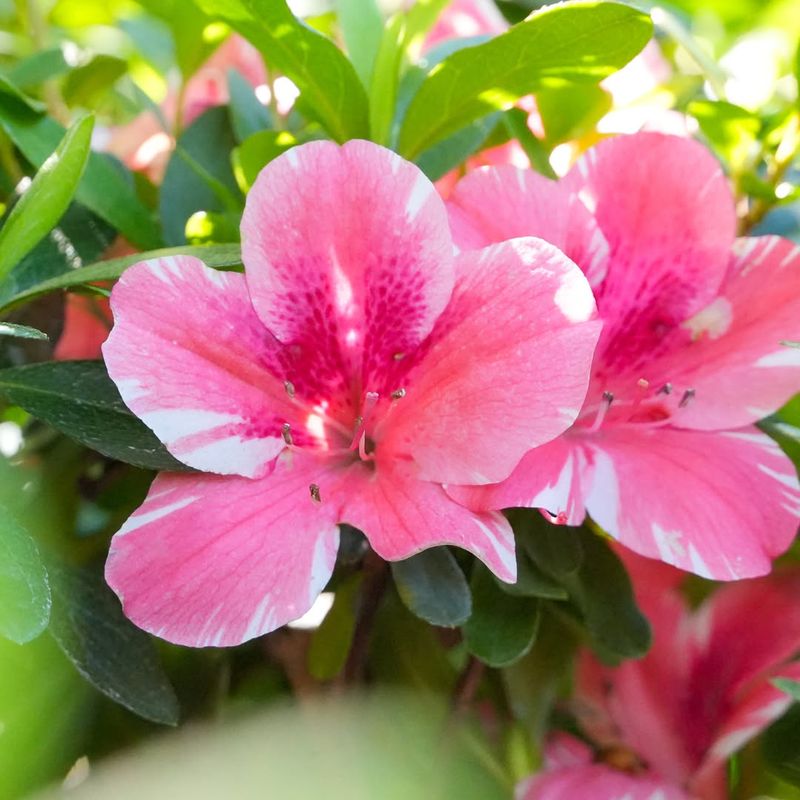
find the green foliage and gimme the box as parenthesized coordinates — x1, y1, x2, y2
(0, 505, 50, 644)
(0, 114, 93, 282)
(232, 130, 297, 192)
(308, 575, 360, 681)
(0, 361, 188, 471)
(336, 0, 384, 88)
(227, 68, 272, 142)
(764, 705, 800, 786)
(398, 1, 653, 158)
(0, 322, 48, 340)
(391, 547, 472, 627)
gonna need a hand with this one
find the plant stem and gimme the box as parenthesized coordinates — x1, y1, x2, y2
(451, 654, 486, 718)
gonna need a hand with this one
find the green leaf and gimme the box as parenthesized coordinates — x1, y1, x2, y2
(62, 55, 128, 108)
(515, 510, 583, 579)
(0, 322, 48, 341)
(499, 547, 568, 601)
(402, 0, 451, 55)
(6, 48, 69, 90)
(368, 13, 406, 145)
(416, 113, 501, 181)
(689, 100, 761, 170)
(0, 115, 93, 283)
(560, 529, 651, 660)
(231, 130, 297, 193)
(0, 360, 189, 471)
(398, 1, 653, 158)
(774, 677, 800, 702)
(0, 504, 50, 644)
(195, 0, 369, 142)
(336, 0, 384, 88)
(308, 575, 360, 681)
(464, 564, 540, 668)
(227, 68, 272, 142)
(0, 243, 242, 312)
(764, 705, 800, 786)
(503, 108, 557, 179)
(160, 107, 242, 245)
(0, 77, 162, 249)
(536, 83, 611, 145)
(47, 561, 179, 725)
(391, 548, 472, 627)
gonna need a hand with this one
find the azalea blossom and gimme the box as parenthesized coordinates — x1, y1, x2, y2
(448, 131, 800, 580)
(519, 555, 800, 799)
(101, 139, 600, 647)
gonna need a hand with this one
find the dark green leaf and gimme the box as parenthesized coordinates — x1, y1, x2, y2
(0, 504, 50, 644)
(232, 130, 297, 192)
(764, 705, 800, 786)
(195, 0, 369, 142)
(62, 55, 128, 107)
(499, 546, 568, 600)
(536, 83, 611, 145)
(0, 322, 48, 340)
(515, 510, 583, 578)
(561, 529, 651, 660)
(0, 77, 162, 249)
(0, 243, 242, 312)
(416, 113, 501, 181)
(464, 564, 540, 667)
(0, 115, 94, 282)
(47, 561, 179, 725)
(160, 107, 241, 245)
(227, 68, 272, 142)
(308, 575, 360, 681)
(398, 1, 653, 158)
(391, 547, 472, 627)
(0, 360, 189, 471)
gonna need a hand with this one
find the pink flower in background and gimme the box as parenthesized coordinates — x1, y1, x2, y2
(449, 131, 800, 580)
(519, 556, 800, 799)
(101, 139, 600, 646)
(422, 0, 507, 50)
(54, 294, 113, 361)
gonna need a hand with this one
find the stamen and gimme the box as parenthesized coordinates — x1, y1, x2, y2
(391, 387, 406, 400)
(309, 483, 321, 503)
(589, 391, 614, 433)
(393, 352, 405, 361)
(349, 392, 380, 450)
(657, 383, 673, 395)
(679, 388, 696, 408)
(281, 422, 293, 445)
(284, 380, 296, 399)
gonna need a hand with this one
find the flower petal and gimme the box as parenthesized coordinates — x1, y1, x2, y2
(655, 236, 800, 430)
(382, 238, 601, 486)
(105, 453, 340, 646)
(341, 459, 517, 582)
(241, 140, 454, 402)
(582, 426, 800, 579)
(447, 165, 609, 286)
(446, 435, 588, 525)
(103, 256, 303, 478)
(567, 132, 736, 375)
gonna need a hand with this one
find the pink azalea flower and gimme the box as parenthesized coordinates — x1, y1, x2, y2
(448, 131, 800, 580)
(519, 556, 800, 800)
(101, 140, 600, 647)
(422, 0, 508, 51)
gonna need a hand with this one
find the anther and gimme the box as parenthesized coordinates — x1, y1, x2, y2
(657, 383, 673, 395)
(637, 379, 649, 390)
(281, 423, 293, 445)
(679, 388, 696, 408)
(602, 391, 615, 405)
(284, 380, 295, 399)
(391, 387, 406, 400)
(309, 483, 321, 503)
(393, 352, 405, 361)
(589, 392, 615, 433)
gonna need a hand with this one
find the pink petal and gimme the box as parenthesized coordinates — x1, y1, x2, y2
(447, 165, 609, 286)
(54, 293, 112, 361)
(381, 238, 601, 486)
(581, 426, 800, 580)
(103, 256, 298, 478)
(566, 133, 736, 375)
(653, 236, 800, 430)
(424, 0, 508, 51)
(241, 140, 455, 402)
(105, 453, 341, 647)
(446, 435, 588, 525)
(518, 763, 688, 800)
(341, 458, 517, 582)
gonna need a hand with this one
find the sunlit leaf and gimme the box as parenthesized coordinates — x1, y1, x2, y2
(0, 322, 48, 340)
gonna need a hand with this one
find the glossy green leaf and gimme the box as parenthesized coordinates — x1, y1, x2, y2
(464, 564, 540, 668)
(232, 130, 297, 192)
(0, 360, 189, 471)
(62, 55, 127, 107)
(337, 0, 384, 87)
(0, 322, 48, 340)
(561, 529, 651, 661)
(0, 243, 242, 312)
(536, 83, 612, 145)
(398, 1, 653, 158)
(689, 100, 761, 170)
(160, 107, 241, 245)
(369, 13, 406, 145)
(0, 504, 50, 644)
(391, 547, 472, 627)
(47, 561, 179, 725)
(764, 705, 800, 786)
(195, 0, 369, 142)
(515, 510, 583, 578)
(416, 113, 501, 181)
(503, 108, 557, 179)
(308, 575, 360, 681)
(0, 115, 93, 283)
(498, 547, 568, 601)
(227, 68, 272, 142)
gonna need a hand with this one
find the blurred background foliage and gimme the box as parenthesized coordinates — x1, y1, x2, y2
(0, 0, 798, 798)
